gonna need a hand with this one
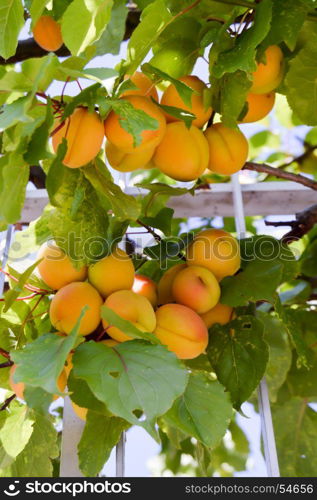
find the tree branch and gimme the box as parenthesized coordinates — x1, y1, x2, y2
(0, 394, 16, 411)
(243, 161, 317, 191)
(265, 204, 317, 244)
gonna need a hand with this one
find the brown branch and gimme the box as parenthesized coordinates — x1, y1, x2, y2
(0, 361, 13, 369)
(0, 394, 16, 411)
(0, 348, 10, 360)
(265, 204, 317, 244)
(243, 162, 317, 191)
(136, 219, 186, 261)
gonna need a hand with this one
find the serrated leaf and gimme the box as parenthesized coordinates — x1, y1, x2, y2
(73, 340, 188, 439)
(272, 398, 317, 477)
(0, 0, 24, 59)
(61, 0, 113, 56)
(101, 306, 160, 344)
(78, 412, 130, 476)
(164, 372, 233, 447)
(95, 0, 127, 56)
(0, 96, 31, 130)
(11, 310, 86, 394)
(218, 70, 252, 127)
(126, 0, 173, 74)
(264, 0, 309, 50)
(0, 406, 34, 458)
(207, 316, 269, 409)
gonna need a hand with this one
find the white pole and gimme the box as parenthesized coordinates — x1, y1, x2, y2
(0, 225, 14, 293)
(60, 397, 85, 477)
(231, 173, 280, 478)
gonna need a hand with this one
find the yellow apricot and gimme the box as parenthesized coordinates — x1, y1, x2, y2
(241, 92, 275, 123)
(104, 95, 166, 153)
(101, 339, 119, 347)
(50, 282, 103, 336)
(88, 248, 134, 298)
(105, 141, 154, 172)
(53, 369, 68, 400)
(37, 242, 88, 290)
(33, 16, 63, 52)
(132, 274, 158, 308)
(186, 229, 241, 281)
(157, 263, 187, 305)
(200, 303, 234, 329)
(121, 72, 158, 100)
(153, 122, 209, 181)
(204, 123, 249, 175)
(161, 75, 212, 128)
(172, 265, 220, 314)
(102, 290, 156, 342)
(71, 402, 88, 421)
(52, 107, 104, 168)
(154, 304, 208, 359)
(251, 45, 283, 94)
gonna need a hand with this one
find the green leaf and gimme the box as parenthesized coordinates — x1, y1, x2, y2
(1, 411, 58, 477)
(3, 260, 39, 311)
(0, 406, 34, 459)
(61, 0, 113, 56)
(78, 412, 129, 476)
(0, 96, 31, 129)
(272, 398, 317, 477)
(0, 155, 30, 227)
(221, 236, 298, 307)
(11, 310, 86, 394)
(258, 311, 292, 402)
(264, 0, 309, 50)
(83, 161, 141, 221)
(21, 54, 60, 93)
(0, 0, 24, 59)
(101, 306, 160, 344)
(126, 0, 173, 74)
(218, 70, 252, 127)
(207, 316, 269, 409)
(285, 38, 317, 125)
(164, 372, 233, 447)
(300, 238, 317, 277)
(30, 0, 51, 23)
(140, 207, 174, 236)
(286, 352, 317, 399)
(73, 340, 188, 439)
(24, 97, 54, 164)
(138, 182, 193, 218)
(68, 370, 110, 414)
(213, 0, 273, 78)
(95, 0, 127, 55)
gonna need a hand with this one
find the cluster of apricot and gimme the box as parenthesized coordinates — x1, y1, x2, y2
(50, 45, 283, 181)
(9, 228, 240, 417)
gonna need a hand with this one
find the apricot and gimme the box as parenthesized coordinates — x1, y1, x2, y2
(157, 263, 187, 305)
(37, 242, 88, 290)
(204, 123, 249, 175)
(52, 107, 104, 168)
(121, 72, 158, 100)
(251, 45, 283, 94)
(50, 282, 103, 336)
(10, 364, 67, 400)
(88, 248, 134, 298)
(33, 16, 63, 52)
(102, 290, 156, 342)
(161, 75, 212, 128)
(240, 92, 275, 123)
(200, 303, 234, 329)
(101, 339, 119, 347)
(71, 402, 87, 421)
(64, 353, 73, 377)
(105, 141, 154, 172)
(154, 304, 208, 359)
(153, 122, 209, 181)
(172, 265, 220, 314)
(104, 95, 166, 153)
(186, 229, 241, 281)
(132, 274, 158, 307)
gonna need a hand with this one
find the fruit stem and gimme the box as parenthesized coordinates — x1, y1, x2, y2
(0, 394, 16, 412)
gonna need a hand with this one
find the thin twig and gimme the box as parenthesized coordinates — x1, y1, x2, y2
(243, 162, 317, 191)
(0, 361, 14, 369)
(265, 204, 317, 244)
(0, 395, 16, 411)
(0, 348, 10, 360)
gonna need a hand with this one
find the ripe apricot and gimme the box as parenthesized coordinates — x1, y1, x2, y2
(204, 123, 249, 175)
(132, 274, 158, 308)
(33, 16, 63, 52)
(157, 263, 187, 305)
(104, 96, 166, 153)
(172, 265, 220, 314)
(52, 107, 104, 168)
(88, 248, 134, 298)
(50, 282, 103, 336)
(121, 72, 158, 100)
(200, 303, 234, 329)
(154, 304, 208, 359)
(186, 229, 241, 281)
(161, 75, 212, 128)
(71, 402, 87, 421)
(153, 122, 209, 181)
(102, 290, 156, 342)
(105, 141, 154, 172)
(37, 242, 87, 290)
(240, 92, 275, 123)
(251, 45, 283, 94)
